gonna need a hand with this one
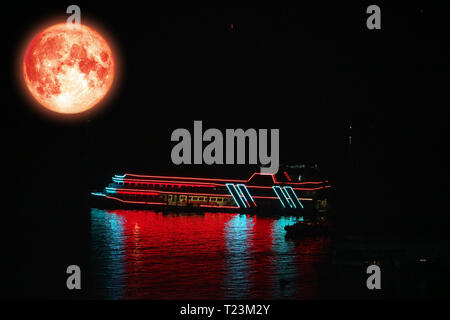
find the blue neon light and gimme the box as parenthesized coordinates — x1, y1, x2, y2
(280, 187, 295, 208)
(235, 186, 248, 208)
(272, 186, 286, 208)
(112, 177, 124, 183)
(238, 184, 257, 207)
(91, 192, 105, 197)
(105, 187, 117, 194)
(285, 186, 304, 209)
(226, 183, 245, 208)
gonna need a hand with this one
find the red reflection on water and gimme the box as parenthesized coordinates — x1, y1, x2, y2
(293, 236, 332, 299)
(92, 210, 331, 299)
(247, 216, 276, 299)
(113, 210, 235, 299)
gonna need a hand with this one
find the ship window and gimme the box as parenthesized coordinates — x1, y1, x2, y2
(193, 197, 198, 200)
(211, 197, 217, 201)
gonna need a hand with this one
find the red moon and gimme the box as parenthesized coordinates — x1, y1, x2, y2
(23, 23, 114, 114)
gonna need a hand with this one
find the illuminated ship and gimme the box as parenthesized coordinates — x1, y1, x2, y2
(90, 167, 331, 215)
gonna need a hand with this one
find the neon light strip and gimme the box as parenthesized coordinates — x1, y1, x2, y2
(94, 190, 239, 208)
(272, 186, 286, 208)
(252, 195, 312, 201)
(199, 204, 239, 209)
(116, 172, 326, 185)
(106, 187, 232, 197)
(112, 177, 219, 188)
(105, 188, 117, 194)
(106, 189, 159, 196)
(285, 186, 304, 209)
(113, 178, 330, 192)
(238, 184, 257, 207)
(235, 185, 248, 208)
(280, 187, 295, 208)
(114, 177, 327, 187)
(123, 173, 248, 183)
(284, 171, 292, 181)
(235, 186, 250, 208)
(291, 185, 331, 190)
(92, 190, 312, 203)
(226, 184, 245, 208)
(247, 185, 329, 191)
(103, 194, 167, 206)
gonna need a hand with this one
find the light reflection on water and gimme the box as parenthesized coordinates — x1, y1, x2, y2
(90, 209, 330, 299)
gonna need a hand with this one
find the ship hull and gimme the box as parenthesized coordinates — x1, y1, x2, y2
(90, 171, 330, 217)
(88, 195, 314, 216)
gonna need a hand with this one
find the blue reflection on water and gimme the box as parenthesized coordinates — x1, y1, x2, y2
(91, 209, 126, 299)
(224, 214, 255, 299)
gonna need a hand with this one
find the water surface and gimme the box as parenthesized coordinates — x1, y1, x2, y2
(90, 209, 331, 299)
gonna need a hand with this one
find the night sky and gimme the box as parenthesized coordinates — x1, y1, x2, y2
(2, 3, 450, 298)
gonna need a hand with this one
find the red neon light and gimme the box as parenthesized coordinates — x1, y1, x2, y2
(118, 172, 327, 187)
(281, 180, 325, 185)
(199, 205, 240, 209)
(112, 188, 232, 197)
(252, 195, 313, 201)
(284, 171, 292, 182)
(105, 194, 239, 209)
(123, 173, 248, 183)
(115, 190, 159, 196)
(246, 185, 328, 191)
(115, 182, 329, 192)
(252, 196, 280, 200)
(104, 195, 167, 206)
(120, 179, 219, 188)
(292, 186, 331, 191)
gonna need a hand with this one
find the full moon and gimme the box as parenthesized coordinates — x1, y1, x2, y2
(23, 23, 114, 114)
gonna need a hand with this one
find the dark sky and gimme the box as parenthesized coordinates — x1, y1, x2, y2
(2, 2, 450, 298)
(6, 6, 448, 184)
(4, 3, 450, 216)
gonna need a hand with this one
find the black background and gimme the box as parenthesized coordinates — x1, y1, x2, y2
(2, 2, 449, 299)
